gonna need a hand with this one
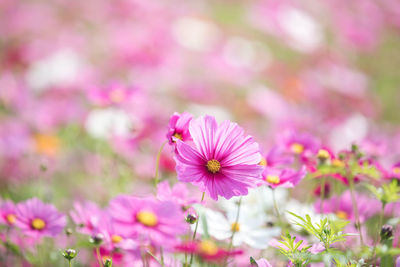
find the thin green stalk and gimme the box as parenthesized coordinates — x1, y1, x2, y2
(348, 177, 364, 246)
(189, 192, 206, 266)
(320, 177, 326, 212)
(154, 141, 167, 186)
(95, 247, 102, 267)
(147, 250, 165, 266)
(225, 197, 243, 266)
(68, 260, 72, 267)
(272, 189, 282, 223)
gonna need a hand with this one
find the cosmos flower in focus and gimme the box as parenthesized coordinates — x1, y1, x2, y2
(166, 112, 193, 145)
(175, 115, 264, 200)
(109, 195, 187, 247)
(15, 198, 66, 239)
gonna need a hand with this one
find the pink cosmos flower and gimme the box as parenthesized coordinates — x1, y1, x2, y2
(14, 198, 66, 239)
(315, 191, 380, 223)
(70, 201, 103, 235)
(260, 146, 293, 168)
(87, 82, 135, 106)
(166, 112, 193, 145)
(156, 181, 198, 208)
(175, 240, 242, 263)
(382, 162, 400, 180)
(263, 166, 306, 189)
(109, 195, 187, 247)
(0, 199, 17, 227)
(253, 258, 273, 267)
(174, 115, 264, 200)
(280, 130, 320, 159)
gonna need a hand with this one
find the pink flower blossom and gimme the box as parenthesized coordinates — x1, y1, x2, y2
(0, 199, 17, 227)
(174, 115, 264, 200)
(166, 112, 193, 145)
(15, 198, 66, 239)
(70, 201, 103, 235)
(156, 181, 198, 207)
(109, 195, 187, 247)
(263, 166, 306, 189)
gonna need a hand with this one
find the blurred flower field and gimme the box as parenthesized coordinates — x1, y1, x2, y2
(1, 0, 400, 266)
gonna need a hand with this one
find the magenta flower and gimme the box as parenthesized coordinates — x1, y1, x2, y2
(174, 115, 264, 200)
(109, 195, 187, 246)
(166, 112, 193, 145)
(281, 130, 320, 158)
(260, 146, 293, 168)
(262, 166, 306, 189)
(0, 199, 17, 227)
(70, 201, 103, 235)
(315, 191, 380, 222)
(87, 82, 135, 106)
(156, 181, 198, 208)
(15, 198, 66, 239)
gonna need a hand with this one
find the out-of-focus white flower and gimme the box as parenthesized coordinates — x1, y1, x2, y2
(193, 204, 280, 249)
(172, 16, 220, 52)
(26, 49, 83, 92)
(85, 108, 135, 139)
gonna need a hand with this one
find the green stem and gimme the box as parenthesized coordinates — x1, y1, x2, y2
(189, 192, 206, 266)
(272, 189, 282, 223)
(320, 177, 326, 212)
(348, 177, 364, 246)
(154, 141, 168, 186)
(69, 260, 72, 267)
(95, 246, 102, 267)
(225, 197, 242, 266)
(147, 250, 165, 266)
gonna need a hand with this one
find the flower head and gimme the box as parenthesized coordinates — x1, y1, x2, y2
(15, 198, 66, 239)
(166, 112, 193, 145)
(175, 115, 264, 200)
(0, 199, 17, 227)
(109, 195, 187, 247)
(263, 166, 306, 189)
(156, 181, 198, 208)
(70, 201, 103, 235)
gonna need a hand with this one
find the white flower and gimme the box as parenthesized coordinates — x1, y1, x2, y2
(193, 204, 280, 249)
(85, 108, 135, 139)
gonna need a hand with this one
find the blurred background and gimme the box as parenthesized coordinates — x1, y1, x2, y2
(1, 0, 400, 204)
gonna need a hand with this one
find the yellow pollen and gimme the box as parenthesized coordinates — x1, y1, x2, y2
(231, 222, 240, 232)
(6, 214, 16, 225)
(336, 211, 348, 220)
(31, 218, 46, 230)
(34, 134, 60, 157)
(199, 240, 218, 256)
(291, 143, 304, 154)
(317, 149, 330, 159)
(266, 175, 280, 184)
(332, 159, 345, 168)
(111, 235, 123, 244)
(173, 132, 183, 141)
(259, 158, 267, 166)
(136, 211, 158, 227)
(393, 167, 400, 174)
(206, 159, 221, 174)
(110, 89, 125, 103)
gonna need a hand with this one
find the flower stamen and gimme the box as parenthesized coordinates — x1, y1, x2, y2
(206, 159, 221, 174)
(31, 218, 46, 230)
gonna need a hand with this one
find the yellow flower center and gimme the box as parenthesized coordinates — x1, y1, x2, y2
(266, 175, 280, 184)
(110, 88, 125, 103)
(136, 211, 158, 227)
(31, 218, 46, 230)
(206, 159, 221, 174)
(317, 149, 330, 160)
(336, 211, 348, 220)
(231, 222, 240, 232)
(173, 132, 183, 141)
(199, 240, 218, 256)
(6, 214, 16, 225)
(291, 143, 304, 154)
(34, 134, 60, 157)
(332, 159, 345, 168)
(259, 158, 267, 166)
(111, 234, 123, 244)
(393, 167, 400, 174)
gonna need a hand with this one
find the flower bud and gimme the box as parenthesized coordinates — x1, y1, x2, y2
(103, 258, 112, 267)
(65, 228, 73, 236)
(89, 233, 104, 245)
(380, 224, 393, 241)
(185, 213, 197, 224)
(62, 248, 77, 261)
